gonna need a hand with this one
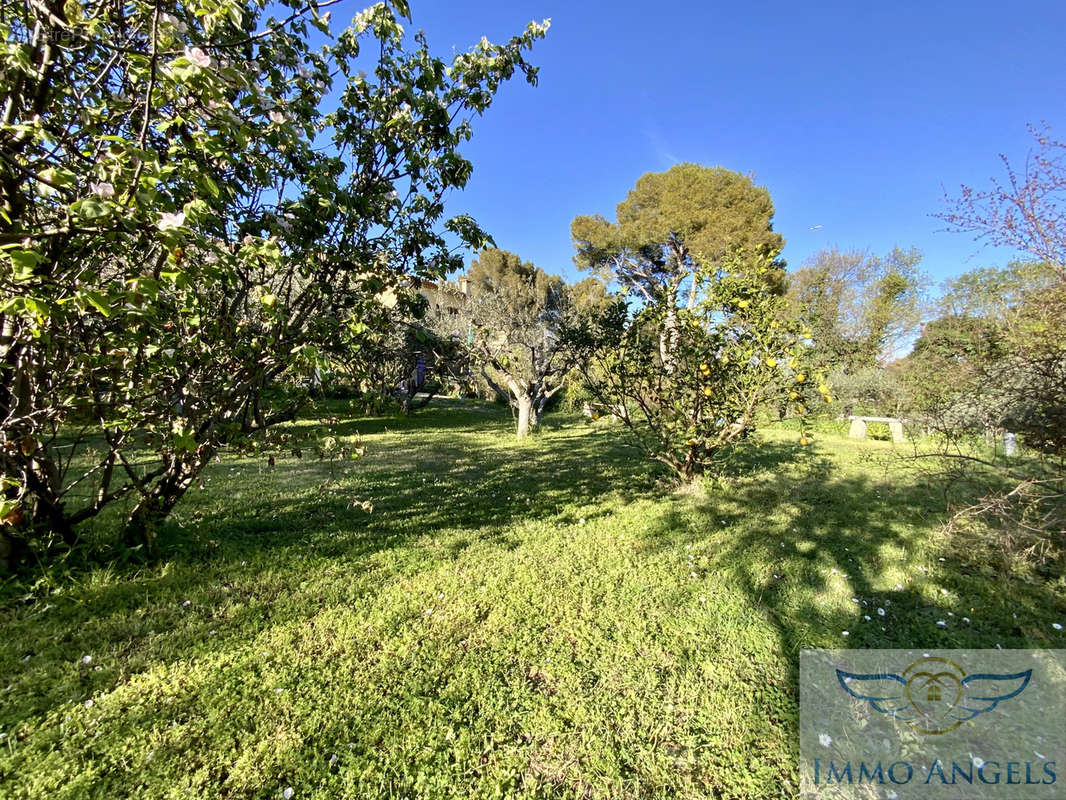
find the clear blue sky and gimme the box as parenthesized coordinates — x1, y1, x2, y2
(381, 0, 1066, 287)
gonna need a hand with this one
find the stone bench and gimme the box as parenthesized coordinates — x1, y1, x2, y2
(848, 416, 907, 443)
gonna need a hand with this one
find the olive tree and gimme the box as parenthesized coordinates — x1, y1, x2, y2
(459, 248, 581, 439)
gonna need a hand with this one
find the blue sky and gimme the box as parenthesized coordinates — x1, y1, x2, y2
(382, 0, 1066, 288)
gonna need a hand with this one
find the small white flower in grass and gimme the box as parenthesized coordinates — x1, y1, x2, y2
(937, 620, 947, 628)
(328, 753, 338, 766)
(699, 596, 706, 604)
(181, 600, 191, 608)
(877, 608, 885, 616)
(157, 211, 185, 231)
(90, 181, 115, 198)
(84, 699, 93, 708)
(819, 733, 832, 747)
(690, 572, 697, 579)
(863, 615, 871, 622)
(184, 46, 211, 69)
(269, 110, 286, 125)
(841, 631, 849, 637)
(282, 789, 294, 800)
(81, 655, 92, 665)
(578, 518, 585, 525)
(963, 617, 971, 623)
(1053, 623, 1063, 631)
(895, 583, 903, 590)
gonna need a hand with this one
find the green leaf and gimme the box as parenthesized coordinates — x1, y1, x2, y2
(7, 249, 42, 276)
(81, 290, 112, 317)
(77, 198, 111, 220)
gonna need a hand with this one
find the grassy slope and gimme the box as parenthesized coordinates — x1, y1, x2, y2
(1, 403, 1063, 799)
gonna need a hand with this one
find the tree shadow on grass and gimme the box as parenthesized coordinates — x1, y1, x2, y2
(0, 408, 657, 733)
(640, 439, 1061, 674)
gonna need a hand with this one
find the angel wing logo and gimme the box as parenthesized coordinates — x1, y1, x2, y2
(836, 656, 1032, 735)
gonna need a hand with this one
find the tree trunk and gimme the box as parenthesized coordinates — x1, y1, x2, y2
(516, 394, 534, 439)
(0, 530, 24, 573)
(123, 448, 214, 550)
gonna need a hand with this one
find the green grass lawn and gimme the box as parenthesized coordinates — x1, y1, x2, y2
(1, 402, 1064, 799)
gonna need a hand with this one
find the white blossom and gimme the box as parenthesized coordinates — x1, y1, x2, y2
(184, 46, 212, 69)
(269, 111, 286, 125)
(819, 733, 832, 747)
(90, 181, 115, 198)
(157, 211, 186, 231)
(161, 13, 187, 33)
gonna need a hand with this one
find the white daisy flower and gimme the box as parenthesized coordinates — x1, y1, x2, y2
(819, 733, 832, 747)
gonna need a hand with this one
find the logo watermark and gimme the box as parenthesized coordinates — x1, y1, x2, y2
(800, 649, 1066, 798)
